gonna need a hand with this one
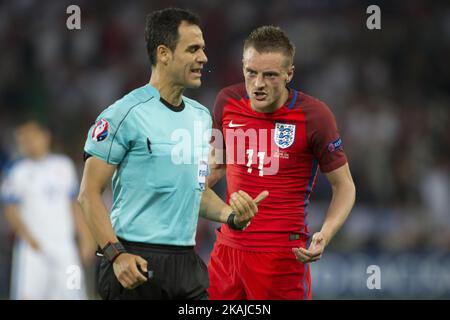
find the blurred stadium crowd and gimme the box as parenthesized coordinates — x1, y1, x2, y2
(0, 0, 449, 298)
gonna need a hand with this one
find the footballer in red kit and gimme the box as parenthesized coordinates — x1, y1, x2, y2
(207, 26, 356, 300)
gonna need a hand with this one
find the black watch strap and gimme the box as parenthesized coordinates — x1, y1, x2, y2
(102, 241, 126, 263)
(227, 212, 245, 231)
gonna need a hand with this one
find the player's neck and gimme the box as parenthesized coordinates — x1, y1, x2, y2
(149, 74, 184, 107)
(28, 151, 49, 161)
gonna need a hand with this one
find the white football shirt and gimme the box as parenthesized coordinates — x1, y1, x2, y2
(1, 154, 79, 250)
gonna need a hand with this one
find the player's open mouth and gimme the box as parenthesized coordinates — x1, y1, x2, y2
(254, 92, 267, 100)
(191, 68, 202, 76)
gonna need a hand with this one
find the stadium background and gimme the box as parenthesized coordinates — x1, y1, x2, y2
(0, 0, 449, 299)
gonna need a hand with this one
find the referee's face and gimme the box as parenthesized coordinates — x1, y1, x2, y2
(243, 48, 294, 113)
(168, 21, 208, 89)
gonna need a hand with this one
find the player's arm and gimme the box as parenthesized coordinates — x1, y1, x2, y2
(78, 156, 147, 289)
(320, 163, 355, 244)
(3, 204, 40, 251)
(200, 146, 268, 228)
(293, 163, 355, 263)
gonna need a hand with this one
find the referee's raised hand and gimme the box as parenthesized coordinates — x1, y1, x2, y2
(229, 190, 269, 229)
(113, 253, 148, 289)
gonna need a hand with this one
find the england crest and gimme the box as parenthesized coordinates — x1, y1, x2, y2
(91, 118, 109, 142)
(274, 123, 296, 149)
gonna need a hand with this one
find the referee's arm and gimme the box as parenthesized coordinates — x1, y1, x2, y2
(78, 156, 147, 289)
(78, 156, 118, 248)
(200, 146, 269, 228)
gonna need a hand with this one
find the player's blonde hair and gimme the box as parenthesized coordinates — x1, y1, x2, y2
(244, 26, 295, 66)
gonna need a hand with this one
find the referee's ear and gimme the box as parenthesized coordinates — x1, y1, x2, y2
(156, 45, 171, 65)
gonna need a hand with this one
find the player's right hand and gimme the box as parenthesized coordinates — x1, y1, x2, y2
(229, 190, 269, 229)
(113, 253, 148, 289)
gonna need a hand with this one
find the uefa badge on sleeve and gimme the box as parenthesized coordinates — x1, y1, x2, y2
(327, 137, 342, 153)
(92, 118, 109, 142)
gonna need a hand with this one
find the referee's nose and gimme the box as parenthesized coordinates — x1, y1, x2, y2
(197, 49, 208, 65)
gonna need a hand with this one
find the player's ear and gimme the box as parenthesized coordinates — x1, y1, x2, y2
(286, 65, 295, 84)
(156, 45, 171, 65)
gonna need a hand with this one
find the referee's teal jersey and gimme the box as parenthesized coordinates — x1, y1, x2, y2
(84, 84, 212, 246)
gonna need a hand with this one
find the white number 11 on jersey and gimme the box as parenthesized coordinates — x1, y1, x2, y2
(246, 149, 265, 176)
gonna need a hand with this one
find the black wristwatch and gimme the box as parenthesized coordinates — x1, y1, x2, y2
(101, 241, 127, 263)
(227, 212, 249, 231)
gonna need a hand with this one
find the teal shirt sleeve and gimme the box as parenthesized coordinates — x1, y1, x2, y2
(84, 103, 133, 165)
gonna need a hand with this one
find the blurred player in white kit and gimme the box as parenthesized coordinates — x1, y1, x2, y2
(1, 119, 94, 299)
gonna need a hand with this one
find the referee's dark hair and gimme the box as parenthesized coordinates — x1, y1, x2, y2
(145, 8, 201, 67)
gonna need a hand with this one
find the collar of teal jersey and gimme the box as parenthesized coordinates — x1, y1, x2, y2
(143, 84, 185, 112)
(160, 97, 185, 112)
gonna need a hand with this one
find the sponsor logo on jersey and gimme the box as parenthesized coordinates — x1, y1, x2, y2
(327, 137, 342, 152)
(92, 118, 109, 142)
(274, 123, 296, 149)
(228, 120, 246, 128)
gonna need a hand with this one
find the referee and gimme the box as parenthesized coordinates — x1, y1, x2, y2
(78, 8, 267, 300)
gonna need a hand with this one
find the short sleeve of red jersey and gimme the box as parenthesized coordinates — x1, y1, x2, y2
(211, 88, 227, 150)
(305, 98, 347, 173)
(211, 89, 227, 142)
(211, 84, 246, 150)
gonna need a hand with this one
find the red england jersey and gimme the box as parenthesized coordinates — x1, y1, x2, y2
(212, 83, 348, 250)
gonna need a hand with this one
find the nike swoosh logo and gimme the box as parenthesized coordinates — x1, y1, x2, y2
(228, 120, 246, 128)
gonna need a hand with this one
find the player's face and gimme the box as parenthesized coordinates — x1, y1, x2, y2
(243, 48, 294, 113)
(168, 22, 208, 89)
(15, 123, 51, 160)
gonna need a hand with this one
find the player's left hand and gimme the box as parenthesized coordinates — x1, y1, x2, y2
(292, 232, 327, 263)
